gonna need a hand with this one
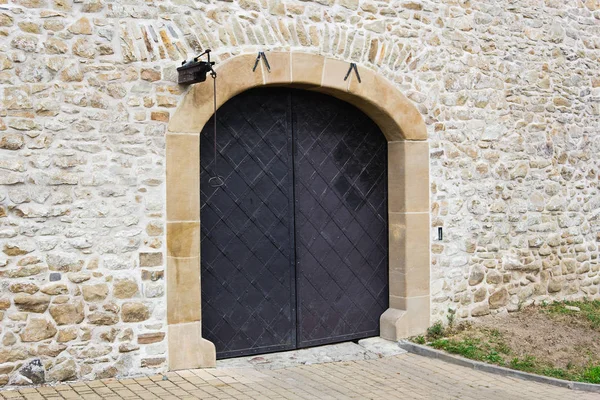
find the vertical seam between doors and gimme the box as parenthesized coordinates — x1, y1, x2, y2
(289, 89, 300, 349)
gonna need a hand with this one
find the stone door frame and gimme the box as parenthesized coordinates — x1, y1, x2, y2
(165, 52, 430, 370)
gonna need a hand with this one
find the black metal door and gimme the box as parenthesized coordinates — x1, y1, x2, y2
(292, 90, 388, 347)
(201, 88, 388, 359)
(200, 88, 296, 359)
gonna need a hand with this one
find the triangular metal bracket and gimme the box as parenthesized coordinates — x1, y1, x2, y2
(344, 62, 361, 83)
(252, 51, 271, 72)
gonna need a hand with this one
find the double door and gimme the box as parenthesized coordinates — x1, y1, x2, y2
(200, 88, 388, 359)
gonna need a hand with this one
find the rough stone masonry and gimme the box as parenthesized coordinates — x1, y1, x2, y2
(0, 0, 599, 387)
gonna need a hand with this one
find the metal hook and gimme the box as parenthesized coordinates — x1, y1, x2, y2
(252, 51, 271, 72)
(344, 62, 361, 83)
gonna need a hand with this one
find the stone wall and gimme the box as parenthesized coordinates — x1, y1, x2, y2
(0, 0, 599, 386)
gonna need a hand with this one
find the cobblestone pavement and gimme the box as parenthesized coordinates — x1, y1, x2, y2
(0, 353, 598, 400)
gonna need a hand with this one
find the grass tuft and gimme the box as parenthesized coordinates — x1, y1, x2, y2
(509, 356, 537, 372)
(430, 336, 507, 366)
(581, 366, 600, 384)
(543, 300, 600, 329)
(426, 321, 446, 340)
(414, 335, 426, 345)
(412, 303, 600, 385)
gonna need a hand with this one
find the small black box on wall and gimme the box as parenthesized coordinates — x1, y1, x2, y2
(177, 59, 215, 85)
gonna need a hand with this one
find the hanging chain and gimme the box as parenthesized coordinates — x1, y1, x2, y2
(208, 70, 224, 188)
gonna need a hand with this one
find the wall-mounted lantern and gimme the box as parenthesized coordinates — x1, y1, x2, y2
(177, 49, 215, 85)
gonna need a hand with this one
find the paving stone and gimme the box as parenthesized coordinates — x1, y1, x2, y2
(1, 352, 595, 399)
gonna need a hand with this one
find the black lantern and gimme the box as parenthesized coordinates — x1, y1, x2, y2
(177, 49, 215, 85)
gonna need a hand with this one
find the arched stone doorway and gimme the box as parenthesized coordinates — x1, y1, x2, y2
(166, 52, 430, 369)
(201, 87, 389, 359)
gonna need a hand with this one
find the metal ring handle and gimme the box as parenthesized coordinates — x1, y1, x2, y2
(209, 176, 225, 188)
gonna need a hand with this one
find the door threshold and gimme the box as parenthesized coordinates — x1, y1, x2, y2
(216, 337, 406, 370)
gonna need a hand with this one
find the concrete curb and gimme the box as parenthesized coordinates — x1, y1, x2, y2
(398, 340, 600, 394)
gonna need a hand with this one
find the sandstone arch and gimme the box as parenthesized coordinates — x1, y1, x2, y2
(166, 52, 430, 369)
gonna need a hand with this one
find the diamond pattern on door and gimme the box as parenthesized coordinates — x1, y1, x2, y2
(200, 89, 296, 359)
(292, 90, 388, 347)
(201, 88, 388, 359)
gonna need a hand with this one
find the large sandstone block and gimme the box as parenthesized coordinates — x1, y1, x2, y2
(121, 302, 150, 322)
(20, 318, 57, 342)
(47, 359, 76, 382)
(14, 293, 50, 313)
(113, 278, 139, 299)
(82, 284, 109, 302)
(49, 300, 85, 325)
(88, 311, 119, 325)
